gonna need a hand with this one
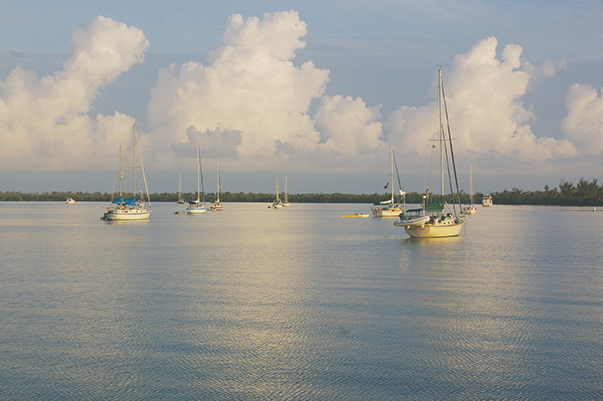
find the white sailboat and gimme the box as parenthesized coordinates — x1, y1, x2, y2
(283, 175, 290, 207)
(65, 197, 75, 204)
(102, 125, 152, 221)
(185, 139, 206, 215)
(464, 162, 477, 214)
(209, 161, 223, 211)
(395, 68, 464, 238)
(272, 170, 283, 209)
(371, 145, 403, 217)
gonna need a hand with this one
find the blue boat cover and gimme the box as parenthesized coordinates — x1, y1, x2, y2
(111, 196, 137, 205)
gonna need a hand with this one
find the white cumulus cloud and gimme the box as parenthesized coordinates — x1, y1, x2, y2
(314, 95, 383, 156)
(388, 37, 577, 162)
(562, 84, 603, 155)
(147, 10, 384, 170)
(0, 16, 148, 171)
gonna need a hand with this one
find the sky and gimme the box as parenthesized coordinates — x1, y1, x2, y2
(2, 0, 603, 195)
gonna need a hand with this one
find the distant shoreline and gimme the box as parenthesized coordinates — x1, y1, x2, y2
(2, 178, 602, 206)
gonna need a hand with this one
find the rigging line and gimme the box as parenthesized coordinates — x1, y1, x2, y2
(134, 126, 152, 207)
(441, 72, 462, 215)
(199, 143, 205, 204)
(392, 148, 404, 193)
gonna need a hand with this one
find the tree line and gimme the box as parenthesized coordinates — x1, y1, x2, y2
(1, 178, 602, 206)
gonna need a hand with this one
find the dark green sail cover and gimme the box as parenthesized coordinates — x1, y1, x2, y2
(425, 199, 445, 213)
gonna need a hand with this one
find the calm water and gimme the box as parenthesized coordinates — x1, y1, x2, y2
(1, 202, 602, 400)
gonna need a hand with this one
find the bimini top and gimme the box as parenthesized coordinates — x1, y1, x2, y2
(111, 196, 137, 205)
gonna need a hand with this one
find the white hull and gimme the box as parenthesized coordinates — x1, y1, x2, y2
(464, 206, 477, 214)
(371, 206, 402, 218)
(208, 203, 223, 211)
(272, 203, 283, 209)
(282, 202, 290, 207)
(103, 207, 151, 221)
(187, 206, 206, 214)
(394, 215, 430, 227)
(404, 219, 463, 238)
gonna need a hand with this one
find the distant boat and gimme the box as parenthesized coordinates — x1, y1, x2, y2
(177, 174, 185, 204)
(65, 197, 75, 204)
(185, 139, 206, 215)
(342, 213, 369, 218)
(464, 162, 477, 214)
(282, 175, 290, 207)
(394, 68, 464, 238)
(208, 161, 223, 211)
(482, 194, 493, 207)
(272, 170, 283, 209)
(371, 145, 403, 217)
(102, 125, 152, 221)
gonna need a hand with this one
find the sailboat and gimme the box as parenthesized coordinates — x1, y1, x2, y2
(282, 175, 290, 207)
(371, 145, 403, 217)
(185, 139, 206, 215)
(177, 174, 185, 204)
(272, 170, 283, 209)
(209, 162, 223, 211)
(464, 162, 477, 214)
(102, 125, 152, 221)
(394, 68, 464, 238)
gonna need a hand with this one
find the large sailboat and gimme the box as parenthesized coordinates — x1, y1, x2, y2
(185, 139, 206, 215)
(371, 145, 403, 217)
(464, 162, 477, 214)
(208, 161, 223, 211)
(394, 68, 464, 238)
(102, 125, 152, 221)
(272, 170, 283, 209)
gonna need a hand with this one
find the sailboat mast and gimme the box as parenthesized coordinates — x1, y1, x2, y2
(119, 145, 123, 198)
(217, 162, 220, 202)
(133, 125, 136, 199)
(390, 144, 394, 203)
(196, 139, 200, 202)
(276, 170, 280, 201)
(470, 162, 473, 204)
(285, 175, 288, 203)
(439, 69, 444, 198)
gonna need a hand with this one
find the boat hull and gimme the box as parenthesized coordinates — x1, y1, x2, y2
(102, 208, 151, 221)
(464, 206, 477, 214)
(371, 206, 402, 218)
(186, 207, 206, 215)
(394, 215, 430, 227)
(208, 202, 223, 211)
(403, 220, 463, 238)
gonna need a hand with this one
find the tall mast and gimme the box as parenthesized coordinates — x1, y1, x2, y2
(275, 170, 280, 201)
(217, 162, 220, 202)
(285, 175, 288, 203)
(470, 162, 473, 204)
(390, 144, 394, 203)
(119, 145, 123, 198)
(196, 138, 200, 202)
(439, 68, 444, 198)
(133, 125, 136, 199)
